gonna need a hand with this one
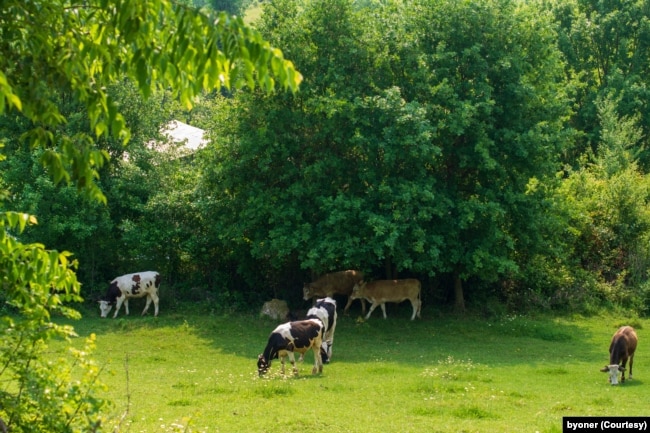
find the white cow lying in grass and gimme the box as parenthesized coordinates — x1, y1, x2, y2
(98, 271, 161, 318)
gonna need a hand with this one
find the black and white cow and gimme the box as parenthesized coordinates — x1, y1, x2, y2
(257, 318, 325, 376)
(306, 297, 337, 362)
(600, 325, 638, 385)
(98, 271, 161, 318)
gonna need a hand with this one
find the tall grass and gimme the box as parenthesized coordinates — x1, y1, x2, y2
(54, 306, 648, 433)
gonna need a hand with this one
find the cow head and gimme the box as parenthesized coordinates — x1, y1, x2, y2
(257, 354, 270, 376)
(302, 284, 314, 301)
(350, 281, 366, 300)
(98, 300, 113, 318)
(600, 364, 624, 385)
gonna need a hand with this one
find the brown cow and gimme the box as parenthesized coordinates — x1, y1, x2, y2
(600, 326, 638, 385)
(303, 270, 366, 314)
(350, 279, 421, 320)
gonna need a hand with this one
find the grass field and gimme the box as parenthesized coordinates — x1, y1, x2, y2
(53, 303, 649, 433)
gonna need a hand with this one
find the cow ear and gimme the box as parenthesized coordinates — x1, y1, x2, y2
(618, 366, 626, 372)
(600, 366, 609, 373)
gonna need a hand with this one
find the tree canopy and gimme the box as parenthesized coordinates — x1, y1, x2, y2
(200, 0, 572, 309)
(0, 0, 301, 202)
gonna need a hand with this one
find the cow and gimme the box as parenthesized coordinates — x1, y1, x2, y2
(303, 270, 366, 314)
(600, 325, 638, 385)
(257, 318, 325, 377)
(98, 271, 161, 318)
(305, 297, 338, 362)
(350, 279, 422, 320)
(259, 298, 290, 321)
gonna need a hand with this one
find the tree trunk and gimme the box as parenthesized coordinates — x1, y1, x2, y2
(384, 257, 396, 280)
(453, 271, 465, 312)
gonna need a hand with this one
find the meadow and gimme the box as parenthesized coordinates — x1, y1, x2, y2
(55, 303, 649, 433)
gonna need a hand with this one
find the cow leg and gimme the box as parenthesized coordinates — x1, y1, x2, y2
(142, 295, 153, 316)
(410, 299, 418, 320)
(113, 297, 127, 318)
(343, 296, 354, 314)
(287, 352, 299, 375)
(629, 354, 634, 379)
(280, 355, 285, 375)
(365, 302, 380, 319)
(380, 303, 387, 319)
(344, 297, 367, 315)
(621, 359, 628, 382)
(325, 323, 336, 360)
(312, 344, 323, 374)
(151, 292, 160, 317)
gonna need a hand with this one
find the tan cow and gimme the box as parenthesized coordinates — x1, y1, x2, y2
(303, 270, 366, 314)
(350, 279, 421, 320)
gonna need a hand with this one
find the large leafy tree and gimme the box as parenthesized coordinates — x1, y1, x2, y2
(202, 0, 571, 310)
(201, 0, 444, 285)
(0, 0, 300, 430)
(412, 0, 571, 309)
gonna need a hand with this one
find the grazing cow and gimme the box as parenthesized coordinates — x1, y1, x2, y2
(600, 326, 638, 385)
(303, 270, 366, 314)
(98, 271, 161, 318)
(257, 319, 325, 376)
(259, 298, 290, 321)
(306, 297, 338, 362)
(350, 279, 422, 320)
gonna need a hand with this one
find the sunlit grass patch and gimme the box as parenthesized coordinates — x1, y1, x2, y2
(52, 311, 650, 432)
(540, 366, 570, 375)
(420, 356, 486, 381)
(168, 399, 192, 407)
(253, 380, 295, 398)
(490, 315, 573, 341)
(453, 405, 499, 420)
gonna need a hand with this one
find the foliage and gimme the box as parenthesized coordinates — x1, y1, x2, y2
(201, 0, 571, 310)
(0, 212, 107, 432)
(556, 95, 650, 311)
(550, 0, 650, 168)
(0, 0, 301, 203)
(0, 0, 301, 431)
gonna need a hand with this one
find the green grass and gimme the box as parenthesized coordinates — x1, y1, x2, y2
(53, 305, 649, 433)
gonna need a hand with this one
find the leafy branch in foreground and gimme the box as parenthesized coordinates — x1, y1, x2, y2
(0, 0, 302, 202)
(0, 212, 108, 432)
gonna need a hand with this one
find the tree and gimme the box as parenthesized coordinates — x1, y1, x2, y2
(557, 94, 650, 309)
(403, 0, 571, 310)
(1, 0, 301, 202)
(201, 0, 571, 311)
(0, 0, 300, 430)
(551, 0, 650, 169)
(201, 0, 444, 287)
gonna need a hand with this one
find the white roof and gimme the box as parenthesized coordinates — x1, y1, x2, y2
(160, 120, 207, 151)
